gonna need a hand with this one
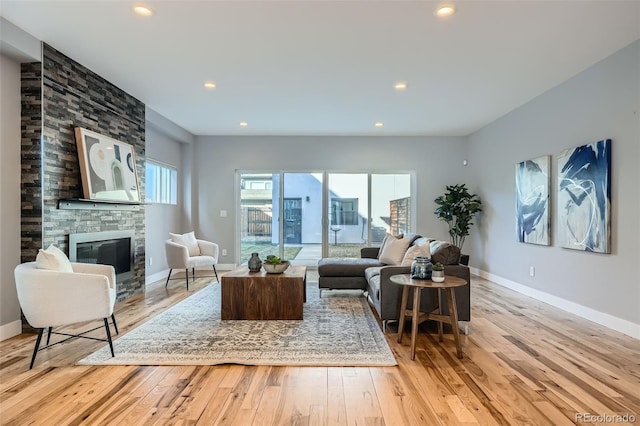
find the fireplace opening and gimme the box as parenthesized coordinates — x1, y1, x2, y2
(69, 230, 135, 283)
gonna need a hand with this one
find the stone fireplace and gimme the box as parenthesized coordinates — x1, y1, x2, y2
(69, 230, 136, 283)
(20, 43, 146, 311)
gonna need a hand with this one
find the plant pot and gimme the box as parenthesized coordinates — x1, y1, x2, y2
(263, 261, 289, 274)
(459, 254, 470, 266)
(431, 270, 445, 282)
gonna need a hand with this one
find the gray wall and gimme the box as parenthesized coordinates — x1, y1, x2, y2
(466, 41, 640, 330)
(0, 54, 22, 337)
(192, 135, 469, 264)
(144, 125, 183, 277)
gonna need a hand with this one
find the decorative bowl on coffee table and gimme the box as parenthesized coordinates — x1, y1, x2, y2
(263, 261, 290, 274)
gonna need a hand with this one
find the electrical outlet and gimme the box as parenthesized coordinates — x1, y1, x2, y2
(220, 210, 228, 217)
(222, 249, 228, 256)
(529, 266, 535, 277)
(149, 257, 153, 266)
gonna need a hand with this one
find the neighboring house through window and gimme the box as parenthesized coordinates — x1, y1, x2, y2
(330, 198, 359, 225)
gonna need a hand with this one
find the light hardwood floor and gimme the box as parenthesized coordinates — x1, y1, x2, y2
(1, 271, 638, 425)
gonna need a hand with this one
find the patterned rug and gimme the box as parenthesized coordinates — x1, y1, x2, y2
(78, 281, 397, 366)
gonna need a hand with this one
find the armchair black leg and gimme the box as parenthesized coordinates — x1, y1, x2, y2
(104, 318, 114, 357)
(192, 268, 195, 280)
(165, 269, 173, 287)
(213, 265, 219, 282)
(46, 327, 53, 345)
(30, 329, 44, 369)
(111, 314, 119, 335)
(186, 269, 189, 290)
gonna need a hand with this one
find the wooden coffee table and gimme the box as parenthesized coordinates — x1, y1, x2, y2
(221, 265, 306, 320)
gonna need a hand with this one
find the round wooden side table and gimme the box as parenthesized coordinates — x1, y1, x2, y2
(390, 274, 467, 360)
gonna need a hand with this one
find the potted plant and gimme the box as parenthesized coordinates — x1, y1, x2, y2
(434, 184, 482, 264)
(263, 255, 290, 274)
(431, 262, 445, 282)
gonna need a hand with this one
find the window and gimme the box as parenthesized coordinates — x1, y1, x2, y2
(330, 198, 359, 225)
(248, 181, 272, 190)
(145, 160, 177, 204)
(241, 176, 273, 190)
(238, 171, 413, 263)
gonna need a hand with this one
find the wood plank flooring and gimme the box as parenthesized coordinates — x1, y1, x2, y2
(1, 271, 638, 425)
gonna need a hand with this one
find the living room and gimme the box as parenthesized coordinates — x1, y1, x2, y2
(1, 1, 639, 424)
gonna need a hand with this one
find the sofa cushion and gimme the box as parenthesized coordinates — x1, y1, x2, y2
(368, 274, 381, 302)
(403, 233, 420, 244)
(379, 235, 412, 265)
(364, 266, 383, 281)
(430, 240, 461, 265)
(400, 243, 432, 266)
(318, 258, 382, 277)
(412, 237, 435, 246)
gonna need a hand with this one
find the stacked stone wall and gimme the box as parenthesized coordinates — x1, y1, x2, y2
(21, 44, 146, 305)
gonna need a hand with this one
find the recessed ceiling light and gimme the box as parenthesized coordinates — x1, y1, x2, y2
(203, 81, 216, 89)
(435, 4, 456, 18)
(394, 82, 408, 91)
(239, 121, 248, 127)
(375, 122, 384, 128)
(133, 4, 154, 17)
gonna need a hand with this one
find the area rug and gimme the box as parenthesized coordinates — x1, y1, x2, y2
(78, 281, 397, 366)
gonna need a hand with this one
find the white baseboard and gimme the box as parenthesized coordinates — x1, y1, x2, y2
(0, 320, 22, 341)
(471, 267, 640, 340)
(146, 269, 170, 286)
(217, 263, 236, 270)
(145, 264, 238, 286)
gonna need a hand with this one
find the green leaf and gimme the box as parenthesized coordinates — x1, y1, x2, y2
(433, 183, 483, 251)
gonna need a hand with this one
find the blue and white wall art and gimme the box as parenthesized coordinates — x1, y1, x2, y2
(557, 139, 611, 253)
(516, 155, 550, 245)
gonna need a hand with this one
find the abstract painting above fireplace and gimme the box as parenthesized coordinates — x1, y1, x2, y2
(75, 127, 141, 203)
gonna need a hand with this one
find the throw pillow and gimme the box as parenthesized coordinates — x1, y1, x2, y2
(377, 233, 390, 259)
(379, 236, 412, 265)
(170, 231, 200, 256)
(377, 232, 405, 259)
(430, 240, 461, 265)
(35, 244, 74, 272)
(401, 243, 432, 267)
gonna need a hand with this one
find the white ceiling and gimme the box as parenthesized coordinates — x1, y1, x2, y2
(1, 1, 639, 136)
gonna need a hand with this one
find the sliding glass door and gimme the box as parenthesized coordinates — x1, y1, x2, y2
(371, 173, 412, 243)
(238, 171, 413, 266)
(281, 173, 323, 267)
(327, 173, 369, 258)
(239, 173, 278, 264)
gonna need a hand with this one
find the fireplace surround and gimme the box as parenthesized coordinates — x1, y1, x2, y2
(21, 44, 146, 302)
(69, 230, 135, 283)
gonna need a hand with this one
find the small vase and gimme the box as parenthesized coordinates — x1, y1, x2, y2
(248, 252, 262, 272)
(432, 270, 445, 282)
(410, 257, 432, 280)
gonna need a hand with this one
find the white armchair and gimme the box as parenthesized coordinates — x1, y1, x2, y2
(14, 261, 118, 369)
(165, 235, 219, 290)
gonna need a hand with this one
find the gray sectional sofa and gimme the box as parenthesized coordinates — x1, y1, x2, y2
(318, 235, 471, 333)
